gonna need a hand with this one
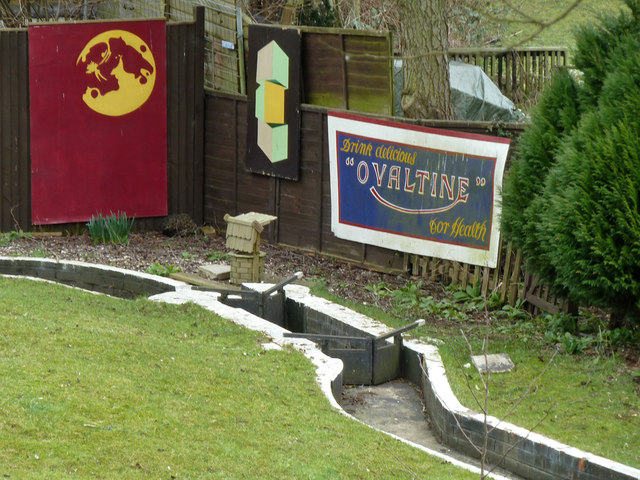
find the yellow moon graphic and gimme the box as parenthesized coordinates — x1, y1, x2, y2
(76, 30, 156, 116)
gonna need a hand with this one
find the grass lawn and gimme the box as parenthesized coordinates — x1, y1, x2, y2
(490, 0, 630, 53)
(310, 281, 640, 469)
(438, 325, 640, 468)
(0, 277, 479, 479)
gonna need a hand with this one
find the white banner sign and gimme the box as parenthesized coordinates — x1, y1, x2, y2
(328, 112, 510, 268)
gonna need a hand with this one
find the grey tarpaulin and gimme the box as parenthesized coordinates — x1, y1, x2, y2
(449, 60, 527, 122)
(393, 59, 528, 123)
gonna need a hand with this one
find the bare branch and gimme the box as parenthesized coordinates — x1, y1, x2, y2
(487, 349, 558, 435)
(418, 355, 484, 456)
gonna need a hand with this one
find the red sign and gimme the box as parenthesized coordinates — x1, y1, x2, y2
(28, 20, 167, 225)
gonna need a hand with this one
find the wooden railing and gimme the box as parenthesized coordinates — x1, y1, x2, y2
(449, 47, 569, 106)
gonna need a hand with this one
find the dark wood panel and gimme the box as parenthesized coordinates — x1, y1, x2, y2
(165, 16, 204, 222)
(167, 23, 191, 216)
(0, 30, 30, 232)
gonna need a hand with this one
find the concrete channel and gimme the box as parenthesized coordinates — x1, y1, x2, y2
(1, 257, 638, 480)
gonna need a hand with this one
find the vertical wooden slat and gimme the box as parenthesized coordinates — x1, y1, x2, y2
(509, 248, 523, 306)
(340, 33, 348, 109)
(500, 243, 513, 302)
(471, 264, 480, 286)
(452, 261, 460, 285)
(1, 30, 30, 231)
(0, 31, 10, 230)
(497, 52, 504, 91)
(461, 262, 470, 290)
(420, 256, 428, 277)
(411, 254, 419, 276)
(318, 110, 326, 252)
(481, 266, 490, 296)
(19, 30, 31, 229)
(491, 237, 503, 291)
(183, 22, 195, 215)
(430, 258, 439, 281)
(274, 177, 280, 244)
(192, 6, 205, 224)
(9, 31, 18, 228)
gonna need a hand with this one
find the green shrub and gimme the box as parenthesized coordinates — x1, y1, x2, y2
(205, 251, 230, 262)
(573, 0, 640, 107)
(0, 230, 32, 246)
(501, 0, 640, 328)
(146, 262, 181, 277)
(537, 35, 640, 326)
(500, 67, 581, 254)
(297, 0, 341, 27)
(86, 212, 134, 245)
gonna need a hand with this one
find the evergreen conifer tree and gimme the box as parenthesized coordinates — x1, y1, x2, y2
(501, 0, 640, 326)
(537, 35, 640, 325)
(500, 68, 581, 251)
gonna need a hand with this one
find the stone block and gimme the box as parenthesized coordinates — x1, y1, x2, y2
(199, 264, 231, 281)
(229, 251, 265, 284)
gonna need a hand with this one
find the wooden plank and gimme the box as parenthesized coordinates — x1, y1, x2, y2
(525, 292, 560, 314)
(471, 264, 480, 286)
(0, 31, 9, 230)
(411, 255, 419, 276)
(192, 6, 206, 224)
(491, 237, 503, 290)
(500, 243, 513, 303)
(340, 33, 349, 109)
(461, 263, 470, 289)
(430, 258, 439, 281)
(18, 30, 30, 229)
(419, 257, 428, 277)
(452, 261, 460, 285)
(508, 248, 523, 306)
(481, 266, 490, 296)
(0, 30, 30, 231)
(170, 271, 227, 287)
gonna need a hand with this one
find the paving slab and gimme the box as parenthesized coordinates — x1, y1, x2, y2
(471, 353, 515, 373)
(199, 263, 231, 280)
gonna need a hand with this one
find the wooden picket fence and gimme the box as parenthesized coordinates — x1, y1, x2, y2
(449, 46, 568, 107)
(409, 241, 568, 315)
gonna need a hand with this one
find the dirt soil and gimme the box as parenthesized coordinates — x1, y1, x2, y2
(0, 231, 432, 310)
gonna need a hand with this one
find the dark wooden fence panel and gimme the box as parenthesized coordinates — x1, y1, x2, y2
(165, 12, 205, 225)
(342, 33, 392, 115)
(0, 17, 203, 233)
(277, 109, 324, 251)
(301, 33, 344, 109)
(0, 29, 30, 232)
(300, 28, 393, 115)
(203, 94, 239, 229)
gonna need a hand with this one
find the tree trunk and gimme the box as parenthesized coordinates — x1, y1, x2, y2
(398, 0, 453, 120)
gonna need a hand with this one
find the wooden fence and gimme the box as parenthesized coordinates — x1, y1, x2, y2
(449, 47, 568, 106)
(202, 93, 563, 310)
(300, 27, 393, 115)
(0, 16, 565, 314)
(97, 0, 243, 93)
(408, 243, 568, 312)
